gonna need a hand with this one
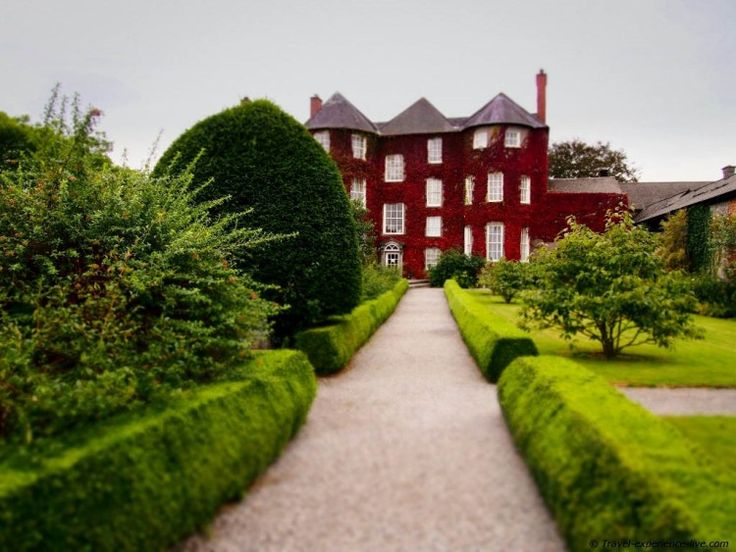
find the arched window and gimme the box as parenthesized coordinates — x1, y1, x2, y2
(382, 242, 403, 270)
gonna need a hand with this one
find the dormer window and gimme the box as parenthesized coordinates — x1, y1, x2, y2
(385, 154, 405, 182)
(473, 128, 489, 149)
(427, 137, 442, 164)
(505, 128, 521, 148)
(352, 134, 367, 160)
(314, 131, 330, 152)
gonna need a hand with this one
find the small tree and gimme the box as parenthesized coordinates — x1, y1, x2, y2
(428, 249, 486, 288)
(479, 259, 532, 303)
(520, 211, 701, 358)
(549, 139, 639, 182)
(656, 209, 689, 271)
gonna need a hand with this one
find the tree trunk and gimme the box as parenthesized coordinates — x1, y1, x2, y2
(602, 339, 616, 359)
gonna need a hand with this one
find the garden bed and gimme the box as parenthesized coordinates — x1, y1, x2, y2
(0, 350, 316, 552)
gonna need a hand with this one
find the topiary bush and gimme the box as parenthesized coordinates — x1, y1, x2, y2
(0, 96, 276, 443)
(154, 99, 362, 340)
(428, 249, 486, 288)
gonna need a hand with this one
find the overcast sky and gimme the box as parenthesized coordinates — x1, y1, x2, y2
(2, 0, 734, 181)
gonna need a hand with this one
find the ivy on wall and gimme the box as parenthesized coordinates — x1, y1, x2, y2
(686, 204, 712, 272)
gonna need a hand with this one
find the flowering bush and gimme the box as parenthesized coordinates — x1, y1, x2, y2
(0, 97, 276, 443)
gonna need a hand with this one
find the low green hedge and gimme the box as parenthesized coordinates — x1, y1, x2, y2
(498, 355, 736, 551)
(0, 350, 316, 552)
(295, 278, 409, 375)
(444, 279, 537, 381)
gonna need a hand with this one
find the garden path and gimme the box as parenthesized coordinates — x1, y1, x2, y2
(620, 387, 736, 415)
(177, 288, 565, 552)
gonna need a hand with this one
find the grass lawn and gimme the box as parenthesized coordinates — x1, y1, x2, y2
(666, 416, 736, 475)
(467, 289, 736, 388)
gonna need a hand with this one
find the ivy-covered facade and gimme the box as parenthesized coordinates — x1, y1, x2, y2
(306, 70, 625, 278)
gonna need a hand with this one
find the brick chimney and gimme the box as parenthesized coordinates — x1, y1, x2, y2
(723, 165, 735, 179)
(536, 69, 547, 124)
(310, 95, 322, 118)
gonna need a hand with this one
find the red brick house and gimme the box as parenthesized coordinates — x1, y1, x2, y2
(306, 70, 625, 278)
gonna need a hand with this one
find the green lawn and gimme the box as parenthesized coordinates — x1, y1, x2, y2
(666, 416, 736, 475)
(467, 289, 736, 387)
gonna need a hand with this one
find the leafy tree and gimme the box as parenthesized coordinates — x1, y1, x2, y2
(519, 210, 701, 358)
(351, 199, 377, 265)
(0, 93, 276, 442)
(479, 259, 533, 303)
(656, 210, 689, 271)
(549, 139, 639, 182)
(155, 100, 362, 340)
(428, 249, 486, 288)
(0, 112, 39, 170)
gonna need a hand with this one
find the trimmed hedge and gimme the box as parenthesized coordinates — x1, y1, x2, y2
(0, 350, 316, 551)
(498, 355, 736, 551)
(443, 280, 537, 381)
(295, 279, 409, 375)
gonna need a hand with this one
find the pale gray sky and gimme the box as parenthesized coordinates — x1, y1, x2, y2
(2, 0, 734, 181)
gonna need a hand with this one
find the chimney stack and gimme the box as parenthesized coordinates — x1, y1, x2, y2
(723, 165, 735, 180)
(310, 95, 322, 118)
(536, 69, 547, 124)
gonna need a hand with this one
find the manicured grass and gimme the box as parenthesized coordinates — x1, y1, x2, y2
(467, 289, 736, 387)
(666, 416, 736, 475)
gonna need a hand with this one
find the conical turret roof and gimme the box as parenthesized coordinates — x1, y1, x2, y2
(305, 92, 377, 133)
(463, 93, 546, 129)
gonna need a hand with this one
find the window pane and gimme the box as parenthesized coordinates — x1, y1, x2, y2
(505, 129, 521, 148)
(520, 227, 530, 262)
(352, 134, 367, 160)
(385, 154, 405, 181)
(428, 137, 442, 163)
(426, 178, 443, 207)
(486, 222, 504, 261)
(473, 128, 488, 149)
(314, 131, 330, 152)
(351, 178, 367, 207)
(464, 226, 473, 256)
(464, 176, 474, 205)
(425, 248, 441, 270)
(426, 216, 442, 237)
(520, 175, 531, 204)
(487, 172, 504, 202)
(384, 203, 405, 234)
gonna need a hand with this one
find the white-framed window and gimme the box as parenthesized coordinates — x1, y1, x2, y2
(383, 242, 402, 270)
(426, 178, 443, 207)
(385, 154, 405, 182)
(464, 176, 475, 205)
(427, 137, 442, 164)
(314, 131, 330, 152)
(520, 175, 531, 204)
(520, 227, 530, 262)
(352, 134, 367, 160)
(505, 128, 521, 148)
(425, 247, 441, 270)
(487, 172, 504, 202)
(350, 177, 367, 207)
(464, 226, 473, 256)
(486, 222, 504, 261)
(473, 128, 489, 149)
(383, 203, 405, 234)
(426, 216, 442, 237)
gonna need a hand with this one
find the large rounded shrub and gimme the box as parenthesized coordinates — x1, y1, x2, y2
(155, 100, 361, 339)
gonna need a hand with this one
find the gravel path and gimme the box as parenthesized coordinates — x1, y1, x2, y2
(177, 288, 565, 552)
(620, 387, 736, 415)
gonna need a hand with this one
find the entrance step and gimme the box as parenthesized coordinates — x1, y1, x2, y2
(409, 279, 431, 288)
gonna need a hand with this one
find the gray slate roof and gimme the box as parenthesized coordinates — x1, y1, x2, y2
(305, 92, 377, 133)
(463, 93, 546, 130)
(548, 177, 623, 194)
(307, 92, 543, 136)
(378, 98, 457, 136)
(619, 181, 707, 211)
(635, 174, 736, 223)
